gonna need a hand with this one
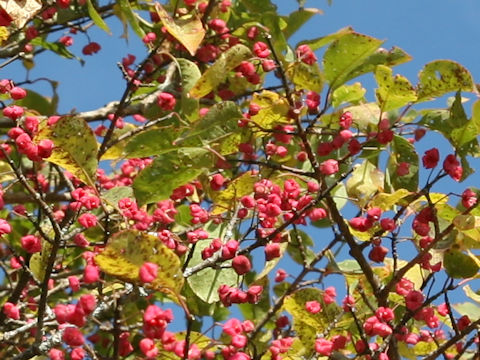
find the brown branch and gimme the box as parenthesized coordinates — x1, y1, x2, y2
(3, 192, 71, 204)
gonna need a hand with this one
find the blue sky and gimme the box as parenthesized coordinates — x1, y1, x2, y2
(13, 0, 480, 116)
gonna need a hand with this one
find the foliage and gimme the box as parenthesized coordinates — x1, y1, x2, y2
(0, 0, 479, 359)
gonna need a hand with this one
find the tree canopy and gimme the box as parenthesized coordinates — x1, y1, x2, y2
(0, 1, 480, 359)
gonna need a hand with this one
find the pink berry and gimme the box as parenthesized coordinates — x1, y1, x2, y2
(9, 87, 27, 100)
(139, 262, 158, 283)
(62, 326, 84, 347)
(20, 235, 42, 253)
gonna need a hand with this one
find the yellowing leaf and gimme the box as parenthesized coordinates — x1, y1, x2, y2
(331, 82, 366, 108)
(346, 160, 384, 207)
(345, 102, 381, 131)
(35, 116, 98, 186)
(250, 90, 290, 130)
(211, 171, 259, 215)
(0, 26, 8, 43)
(95, 230, 184, 298)
(286, 61, 324, 93)
(29, 241, 52, 282)
(189, 44, 252, 98)
(453, 214, 480, 231)
(370, 188, 411, 210)
(0, 0, 41, 28)
(444, 249, 479, 279)
(155, 2, 205, 56)
(0, 160, 14, 182)
(157, 331, 216, 358)
(375, 65, 417, 111)
(282, 288, 341, 331)
(464, 285, 480, 303)
(417, 60, 474, 101)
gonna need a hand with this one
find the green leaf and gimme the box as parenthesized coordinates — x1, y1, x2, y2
(155, 3, 205, 56)
(286, 229, 316, 265)
(261, 12, 288, 55)
(346, 160, 384, 207)
(283, 8, 322, 39)
(95, 230, 183, 299)
(16, 89, 55, 116)
(118, 0, 145, 39)
(417, 60, 474, 101)
(133, 148, 211, 205)
(86, 0, 111, 34)
(104, 126, 181, 159)
(30, 37, 83, 64)
(443, 249, 479, 278)
(239, 0, 277, 13)
(34, 116, 98, 185)
(286, 61, 324, 93)
(101, 186, 134, 208)
(451, 96, 480, 151)
(239, 277, 271, 323)
(387, 135, 419, 191)
(375, 65, 417, 111)
(186, 224, 239, 303)
(190, 44, 252, 98)
(297, 26, 353, 51)
(331, 82, 366, 108)
(177, 58, 201, 93)
(323, 32, 384, 89)
(178, 101, 243, 146)
(345, 46, 412, 82)
(29, 241, 53, 282)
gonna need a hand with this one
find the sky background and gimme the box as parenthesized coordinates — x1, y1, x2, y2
(12, 0, 480, 116)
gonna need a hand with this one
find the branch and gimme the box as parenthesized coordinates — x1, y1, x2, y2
(423, 318, 480, 360)
(2, 192, 71, 204)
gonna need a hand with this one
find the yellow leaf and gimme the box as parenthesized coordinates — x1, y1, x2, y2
(370, 188, 411, 210)
(345, 102, 381, 131)
(282, 288, 341, 331)
(30, 241, 52, 282)
(189, 44, 252, 98)
(0, 160, 14, 182)
(155, 2, 205, 56)
(95, 230, 184, 299)
(157, 331, 217, 357)
(211, 171, 259, 215)
(250, 90, 290, 130)
(34, 116, 98, 186)
(464, 284, 480, 303)
(0, 0, 41, 28)
(346, 160, 384, 207)
(286, 61, 324, 93)
(0, 26, 8, 43)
